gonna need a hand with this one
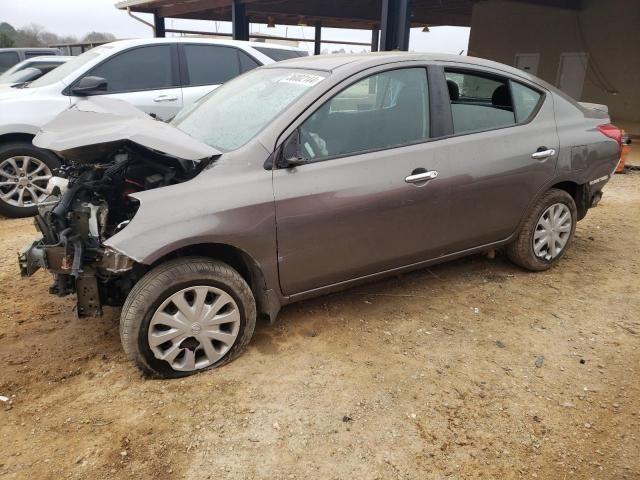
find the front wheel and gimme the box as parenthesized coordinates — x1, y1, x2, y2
(507, 188, 577, 271)
(120, 258, 256, 378)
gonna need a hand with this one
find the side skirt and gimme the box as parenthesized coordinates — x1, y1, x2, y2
(280, 237, 514, 307)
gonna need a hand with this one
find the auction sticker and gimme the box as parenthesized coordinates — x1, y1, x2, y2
(279, 73, 325, 87)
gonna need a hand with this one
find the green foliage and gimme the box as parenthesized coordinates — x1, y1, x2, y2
(0, 22, 17, 35)
(0, 22, 17, 47)
(0, 23, 115, 48)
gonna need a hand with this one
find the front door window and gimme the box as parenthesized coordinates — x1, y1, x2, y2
(298, 68, 430, 161)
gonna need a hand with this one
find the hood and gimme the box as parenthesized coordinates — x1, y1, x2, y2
(0, 83, 37, 101)
(33, 97, 221, 162)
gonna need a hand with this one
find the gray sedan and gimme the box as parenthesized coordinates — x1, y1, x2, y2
(21, 53, 621, 378)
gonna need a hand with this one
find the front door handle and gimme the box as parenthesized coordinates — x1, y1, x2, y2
(531, 148, 556, 160)
(153, 94, 178, 102)
(405, 169, 438, 184)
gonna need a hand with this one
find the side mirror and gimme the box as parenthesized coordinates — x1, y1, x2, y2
(71, 76, 108, 96)
(275, 130, 308, 169)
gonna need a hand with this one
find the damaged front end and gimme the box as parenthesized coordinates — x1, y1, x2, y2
(19, 98, 220, 316)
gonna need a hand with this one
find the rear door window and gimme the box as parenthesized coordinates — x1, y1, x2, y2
(183, 44, 240, 86)
(87, 45, 174, 92)
(445, 70, 516, 134)
(0, 52, 20, 73)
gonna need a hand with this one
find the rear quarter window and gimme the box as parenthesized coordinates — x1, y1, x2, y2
(511, 81, 543, 122)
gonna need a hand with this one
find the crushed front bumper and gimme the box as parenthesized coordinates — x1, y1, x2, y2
(18, 240, 61, 277)
(19, 241, 41, 277)
(19, 239, 135, 317)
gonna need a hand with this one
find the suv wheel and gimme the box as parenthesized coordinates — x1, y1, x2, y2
(507, 188, 577, 271)
(120, 258, 257, 378)
(0, 142, 60, 218)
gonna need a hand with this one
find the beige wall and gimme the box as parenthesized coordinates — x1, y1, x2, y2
(468, 0, 640, 128)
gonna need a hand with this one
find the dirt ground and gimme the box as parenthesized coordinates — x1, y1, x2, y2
(1, 162, 639, 480)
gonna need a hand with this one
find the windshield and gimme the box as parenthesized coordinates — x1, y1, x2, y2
(0, 61, 31, 81)
(172, 68, 327, 152)
(28, 47, 109, 88)
(1, 68, 40, 85)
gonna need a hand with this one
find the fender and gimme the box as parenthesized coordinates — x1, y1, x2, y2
(0, 125, 40, 138)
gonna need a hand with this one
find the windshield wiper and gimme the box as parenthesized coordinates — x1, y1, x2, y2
(11, 81, 32, 89)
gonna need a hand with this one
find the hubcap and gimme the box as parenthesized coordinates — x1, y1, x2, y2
(0, 156, 52, 208)
(533, 203, 572, 261)
(148, 286, 241, 372)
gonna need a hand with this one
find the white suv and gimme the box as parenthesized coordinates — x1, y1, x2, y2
(0, 38, 307, 217)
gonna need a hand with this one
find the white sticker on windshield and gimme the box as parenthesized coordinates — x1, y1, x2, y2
(279, 73, 324, 87)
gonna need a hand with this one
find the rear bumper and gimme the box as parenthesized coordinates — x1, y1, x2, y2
(590, 190, 603, 208)
(575, 178, 608, 221)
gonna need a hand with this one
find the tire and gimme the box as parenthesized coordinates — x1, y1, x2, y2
(0, 142, 61, 218)
(507, 188, 577, 271)
(120, 257, 256, 378)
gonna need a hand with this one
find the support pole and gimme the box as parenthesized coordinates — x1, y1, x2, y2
(314, 21, 322, 55)
(153, 12, 166, 38)
(380, 0, 411, 51)
(232, 0, 249, 41)
(371, 28, 380, 52)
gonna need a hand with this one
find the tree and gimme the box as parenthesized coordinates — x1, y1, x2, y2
(0, 22, 16, 48)
(41, 31, 63, 46)
(15, 23, 47, 47)
(57, 35, 80, 45)
(83, 32, 116, 43)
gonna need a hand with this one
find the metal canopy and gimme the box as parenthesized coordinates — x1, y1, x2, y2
(116, 0, 582, 50)
(117, 0, 475, 29)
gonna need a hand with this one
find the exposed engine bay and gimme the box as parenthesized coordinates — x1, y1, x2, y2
(20, 142, 213, 316)
(19, 96, 221, 316)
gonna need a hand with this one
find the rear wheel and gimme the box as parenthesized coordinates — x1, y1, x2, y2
(120, 258, 256, 378)
(0, 142, 60, 218)
(507, 189, 577, 271)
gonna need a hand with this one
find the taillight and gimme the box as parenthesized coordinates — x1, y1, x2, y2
(598, 123, 623, 149)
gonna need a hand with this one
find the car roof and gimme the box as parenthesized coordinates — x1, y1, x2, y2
(0, 48, 61, 53)
(23, 56, 73, 62)
(101, 37, 306, 52)
(265, 51, 543, 84)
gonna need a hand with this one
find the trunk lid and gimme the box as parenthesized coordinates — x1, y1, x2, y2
(578, 102, 610, 119)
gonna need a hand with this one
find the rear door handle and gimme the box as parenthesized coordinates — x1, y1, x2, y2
(153, 94, 178, 102)
(405, 170, 438, 184)
(531, 148, 556, 160)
